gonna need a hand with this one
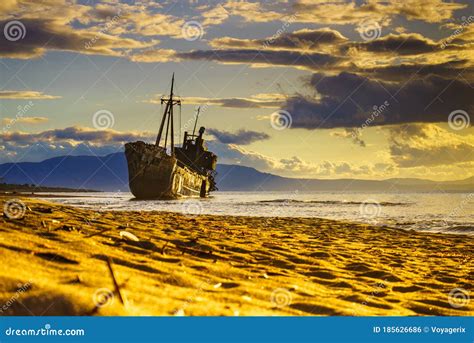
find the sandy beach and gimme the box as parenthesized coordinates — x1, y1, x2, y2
(0, 196, 472, 316)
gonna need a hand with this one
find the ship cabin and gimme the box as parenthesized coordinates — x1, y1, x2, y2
(175, 126, 217, 175)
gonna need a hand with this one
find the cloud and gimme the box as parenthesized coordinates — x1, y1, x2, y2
(209, 28, 347, 52)
(0, 90, 61, 99)
(387, 124, 474, 167)
(331, 128, 366, 147)
(177, 49, 341, 70)
(0, 18, 155, 59)
(200, 28, 474, 77)
(0, 0, 89, 24)
(200, 4, 231, 26)
(1, 0, 470, 84)
(344, 33, 440, 55)
(221, 0, 456, 28)
(182, 26, 474, 76)
(443, 18, 474, 45)
(0, 1, 210, 61)
(339, 32, 473, 80)
(283, 72, 474, 129)
(1, 116, 48, 126)
(0, 126, 153, 145)
(152, 30, 472, 78)
(358, 60, 472, 81)
(221, 1, 286, 23)
(207, 129, 270, 145)
(207, 141, 395, 178)
(84, 2, 185, 37)
(291, 0, 466, 25)
(0, 0, 16, 13)
(1, 0, 470, 75)
(0, 126, 154, 163)
(128, 48, 177, 63)
(147, 93, 287, 109)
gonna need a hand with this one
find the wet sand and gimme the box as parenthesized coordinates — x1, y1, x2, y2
(0, 197, 472, 316)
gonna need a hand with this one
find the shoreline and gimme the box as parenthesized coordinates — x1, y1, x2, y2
(19, 193, 474, 237)
(0, 197, 472, 316)
(0, 192, 104, 198)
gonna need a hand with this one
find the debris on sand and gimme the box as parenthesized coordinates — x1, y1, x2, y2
(120, 231, 139, 242)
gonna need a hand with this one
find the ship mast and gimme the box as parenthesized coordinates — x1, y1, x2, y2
(155, 73, 181, 155)
(192, 106, 201, 136)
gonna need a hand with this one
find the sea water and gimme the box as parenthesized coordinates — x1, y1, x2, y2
(39, 191, 474, 236)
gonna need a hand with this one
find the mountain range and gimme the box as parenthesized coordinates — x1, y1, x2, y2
(1, 152, 473, 192)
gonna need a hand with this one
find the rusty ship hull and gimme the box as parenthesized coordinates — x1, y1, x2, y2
(125, 141, 210, 199)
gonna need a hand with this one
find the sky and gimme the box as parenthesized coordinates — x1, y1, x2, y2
(0, 0, 473, 181)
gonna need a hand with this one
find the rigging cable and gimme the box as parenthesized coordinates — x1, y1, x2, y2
(164, 100, 171, 151)
(179, 102, 182, 145)
(158, 100, 163, 145)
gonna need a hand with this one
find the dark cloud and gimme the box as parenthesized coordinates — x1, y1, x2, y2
(207, 129, 270, 145)
(0, 18, 150, 59)
(283, 72, 474, 129)
(210, 28, 347, 51)
(359, 60, 472, 81)
(343, 33, 440, 55)
(1, 126, 153, 145)
(177, 49, 341, 70)
(331, 128, 366, 147)
(87, 5, 121, 20)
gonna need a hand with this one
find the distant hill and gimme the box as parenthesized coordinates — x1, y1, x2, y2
(0, 153, 473, 192)
(0, 153, 129, 192)
(216, 165, 474, 192)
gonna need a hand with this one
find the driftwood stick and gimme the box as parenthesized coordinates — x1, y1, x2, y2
(174, 244, 227, 260)
(86, 227, 112, 238)
(161, 241, 169, 255)
(106, 257, 125, 305)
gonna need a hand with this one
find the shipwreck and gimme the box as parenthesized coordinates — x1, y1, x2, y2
(125, 74, 217, 199)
